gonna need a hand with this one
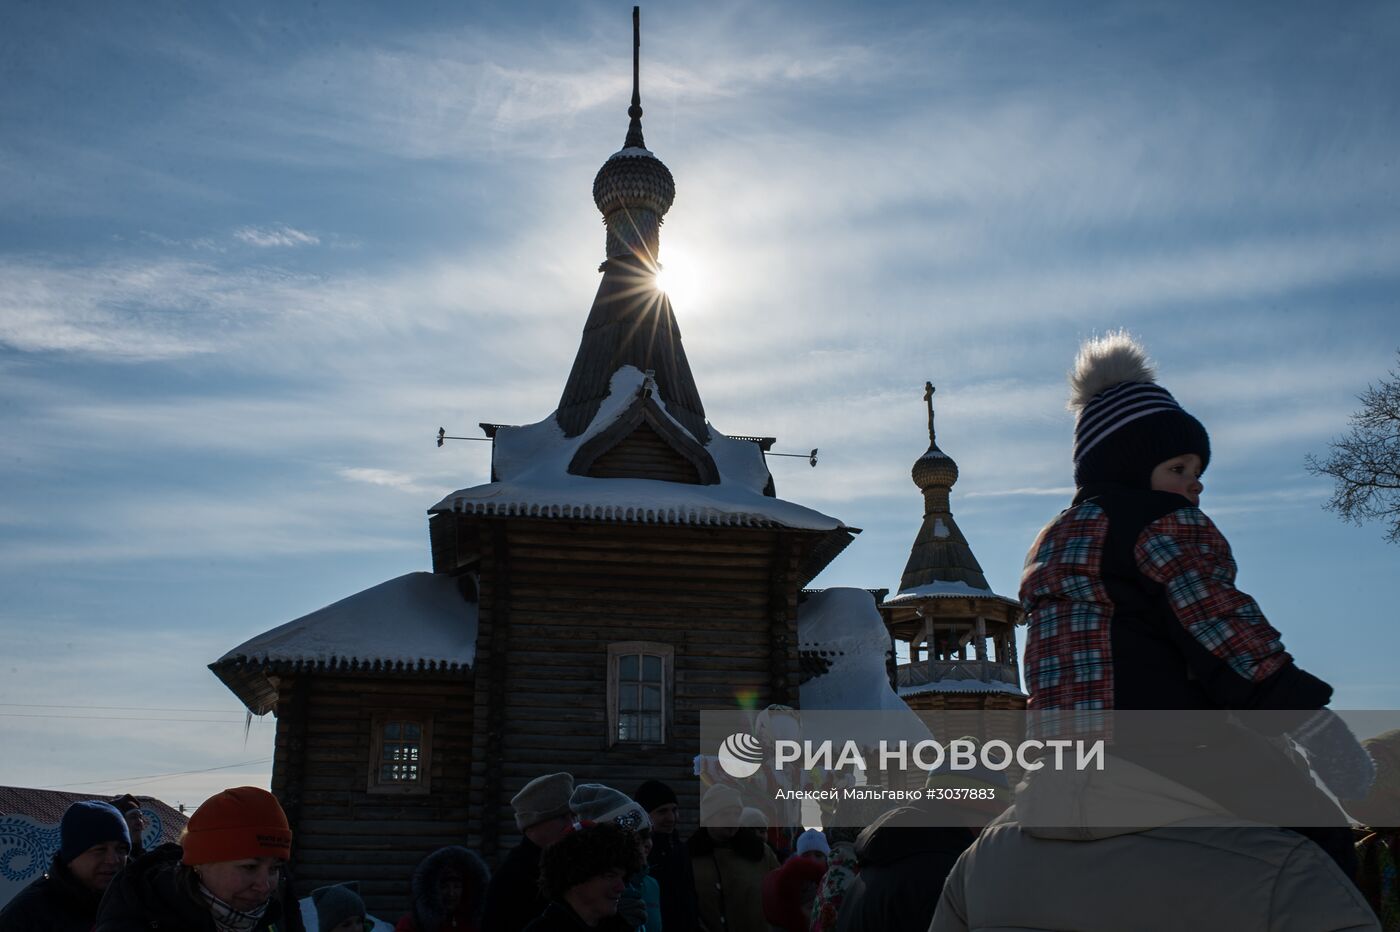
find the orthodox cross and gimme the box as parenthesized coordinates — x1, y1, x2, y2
(924, 381, 937, 444)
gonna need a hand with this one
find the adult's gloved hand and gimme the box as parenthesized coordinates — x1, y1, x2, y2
(1288, 709, 1377, 800)
(616, 891, 648, 929)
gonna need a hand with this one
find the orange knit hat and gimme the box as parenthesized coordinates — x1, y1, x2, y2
(182, 786, 292, 865)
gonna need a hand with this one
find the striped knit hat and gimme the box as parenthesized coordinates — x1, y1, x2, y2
(1069, 333, 1209, 489)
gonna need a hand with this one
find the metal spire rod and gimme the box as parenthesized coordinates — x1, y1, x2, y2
(624, 6, 646, 149)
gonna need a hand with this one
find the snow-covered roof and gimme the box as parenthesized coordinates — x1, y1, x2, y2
(798, 588, 933, 744)
(216, 572, 477, 671)
(886, 578, 1020, 607)
(431, 366, 844, 532)
(898, 677, 1026, 697)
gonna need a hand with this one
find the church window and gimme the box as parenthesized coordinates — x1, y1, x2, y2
(607, 642, 673, 746)
(368, 711, 433, 794)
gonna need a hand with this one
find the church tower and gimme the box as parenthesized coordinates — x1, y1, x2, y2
(880, 383, 1026, 711)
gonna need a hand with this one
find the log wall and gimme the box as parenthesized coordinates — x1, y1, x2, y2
(271, 673, 474, 917)
(468, 517, 809, 859)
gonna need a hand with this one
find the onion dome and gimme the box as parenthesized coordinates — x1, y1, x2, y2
(912, 383, 959, 493)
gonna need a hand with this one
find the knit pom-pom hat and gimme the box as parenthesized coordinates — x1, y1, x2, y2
(181, 786, 291, 865)
(1069, 332, 1210, 490)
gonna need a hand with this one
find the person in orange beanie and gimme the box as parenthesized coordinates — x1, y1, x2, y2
(96, 785, 295, 931)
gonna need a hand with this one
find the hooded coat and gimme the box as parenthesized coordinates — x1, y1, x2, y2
(0, 854, 108, 932)
(687, 828, 778, 932)
(396, 846, 491, 932)
(94, 843, 295, 932)
(930, 757, 1379, 932)
(832, 805, 975, 932)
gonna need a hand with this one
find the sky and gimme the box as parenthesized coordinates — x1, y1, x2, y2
(1, 0, 1398, 810)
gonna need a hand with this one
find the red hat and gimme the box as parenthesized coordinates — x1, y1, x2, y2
(182, 786, 292, 865)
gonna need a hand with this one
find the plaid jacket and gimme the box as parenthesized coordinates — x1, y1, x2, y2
(1020, 486, 1331, 715)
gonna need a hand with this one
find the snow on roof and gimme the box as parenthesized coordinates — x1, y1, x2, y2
(798, 588, 933, 744)
(898, 678, 1026, 697)
(217, 572, 477, 670)
(431, 366, 843, 532)
(886, 579, 1020, 607)
(608, 146, 656, 159)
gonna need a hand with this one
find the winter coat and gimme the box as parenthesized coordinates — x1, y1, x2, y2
(930, 755, 1380, 932)
(0, 854, 106, 932)
(806, 842, 855, 932)
(832, 805, 974, 932)
(759, 855, 824, 932)
(687, 829, 778, 932)
(480, 838, 547, 932)
(1021, 486, 1331, 716)
(397, 845, 490, 932)
(521, 901, 592, 932)
(95, 843, 294, 932)
(647, 833, 697, 932)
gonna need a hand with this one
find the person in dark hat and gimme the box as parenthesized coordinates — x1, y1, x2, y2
(633, 780, 697, 932)
(1020, 331, 1372, 878)
(0, 799, 130, 931)
(481, 772, 575, 932)
(110, 794, 149, 859)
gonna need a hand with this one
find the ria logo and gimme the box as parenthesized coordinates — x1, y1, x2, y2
(718, 732, 765, 779)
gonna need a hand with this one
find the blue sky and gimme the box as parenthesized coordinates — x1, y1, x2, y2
(2, 0, 1397, 808)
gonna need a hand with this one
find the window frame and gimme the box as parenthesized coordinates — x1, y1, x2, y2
(367, 710, 434, 795)
(606, 641, 674, 748)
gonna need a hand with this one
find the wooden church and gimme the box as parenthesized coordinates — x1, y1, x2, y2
(210, 12, 859, 912)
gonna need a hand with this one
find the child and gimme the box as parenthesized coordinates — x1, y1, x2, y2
(1020, 333, 1373, 866)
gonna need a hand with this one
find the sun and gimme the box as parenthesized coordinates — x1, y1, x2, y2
(654, 246, 702, 311)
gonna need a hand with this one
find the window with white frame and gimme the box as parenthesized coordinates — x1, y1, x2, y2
(608, 642, 673, 746)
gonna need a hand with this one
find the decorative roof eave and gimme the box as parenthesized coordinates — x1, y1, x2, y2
(884, 589, 1022, 612)
(798, 526, 861, 588)
(211, 657, 472, 716)
(433, 500, 819, 527)
(898, 681, 1027, 698)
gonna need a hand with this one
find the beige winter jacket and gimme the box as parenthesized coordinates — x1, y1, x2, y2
(931, 756, 1379, 932)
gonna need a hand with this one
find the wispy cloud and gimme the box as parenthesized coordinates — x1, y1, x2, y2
(234, 224, 320, 248)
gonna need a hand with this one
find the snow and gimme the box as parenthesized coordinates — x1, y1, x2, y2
(898, 678, 1025, 697)
(798, 588, 934, 743)
(933, 517, 950, 538)
(891, 579, 995, 599)
(607, 146, 656, 159)
(432, 366, 844, 531)
(217, 572, 477, 670)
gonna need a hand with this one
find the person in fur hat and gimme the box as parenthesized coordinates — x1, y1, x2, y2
(395, 846, 490, 932)
(1020, 332, 1374, 877)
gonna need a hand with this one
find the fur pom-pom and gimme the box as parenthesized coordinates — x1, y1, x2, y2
(1068, 331, 1156, 412)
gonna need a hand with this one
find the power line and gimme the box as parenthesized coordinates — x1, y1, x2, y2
(52, 757, 275, 789)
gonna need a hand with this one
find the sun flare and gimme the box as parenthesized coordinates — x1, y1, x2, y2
(655, 247, 702, 311)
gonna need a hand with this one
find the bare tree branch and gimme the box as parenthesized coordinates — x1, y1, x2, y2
(1306, 351, 1400, 544)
